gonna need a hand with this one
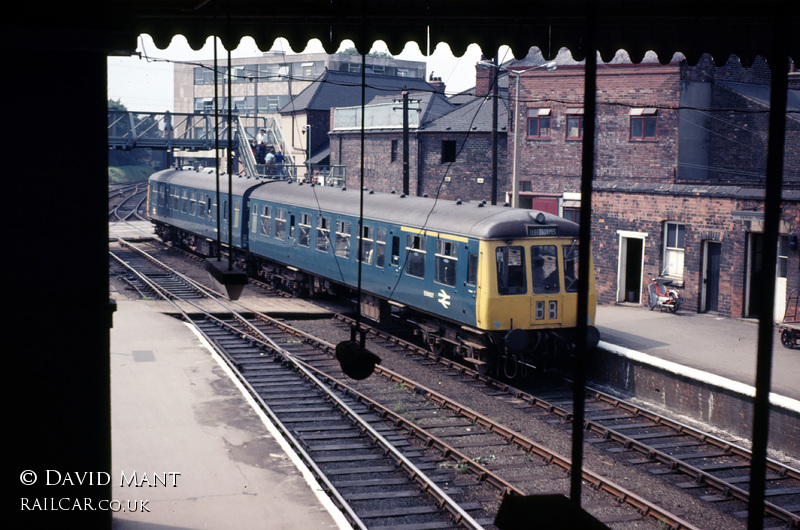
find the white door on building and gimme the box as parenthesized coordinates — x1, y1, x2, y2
(616, 231, 648, 304)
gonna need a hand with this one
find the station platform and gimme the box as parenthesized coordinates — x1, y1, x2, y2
(110, 298, 350, 530)
(595, 304, 800, 403)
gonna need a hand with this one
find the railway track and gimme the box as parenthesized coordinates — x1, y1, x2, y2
(112, 238, 800, 528)
(109, 182, 148, 222)
(110, 239, 712, 529)
(111, 239, 489, 528)
(328, 315, 800, 529)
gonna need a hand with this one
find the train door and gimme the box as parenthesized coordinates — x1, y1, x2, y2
(701, 241, 721, 313)
(616, 231, 647, 304)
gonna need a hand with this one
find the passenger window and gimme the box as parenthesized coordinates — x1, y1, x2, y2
(405, 234, 426, 278)
(531, 245, 559, 293)
(563, 242, 579, 293)
(233, 200, 240, 229)
(434, 239, 457, 287)
(359, 225, 373, 264)
(335, 220, 351, 258)
(259, 205, 271, 236)
(274, 208, 287, 239)
(466, 252, 478, 286)
(496, 245, 526, 295)
(316, 216, 330, 252)
(298, 213, 311, 247)
(181, 189, 189, 213)
(375, 228, 387, 267)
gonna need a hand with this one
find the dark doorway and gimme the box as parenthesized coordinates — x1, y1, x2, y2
(703, 241, 721, 312)
(623, 237, 643, 303)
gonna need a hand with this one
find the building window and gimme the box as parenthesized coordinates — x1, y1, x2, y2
(663, 222, 685, 278)
(441, 140, 457, 163)
(527, 108, 551, 138)
(630, 108, 658, 140)
(566, 109, 584, 139)
(391, 140, 398, 163)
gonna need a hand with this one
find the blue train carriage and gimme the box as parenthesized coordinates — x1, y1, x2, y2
(147, 169, 598, 375)
(148, 168, 264, 256)
(244, 180, 597, 375)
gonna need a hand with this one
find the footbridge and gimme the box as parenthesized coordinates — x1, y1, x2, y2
(108, 110, 318, 181)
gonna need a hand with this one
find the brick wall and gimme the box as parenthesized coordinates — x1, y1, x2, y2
(330, 130, 509, 203)
(512, 64, 682, 194)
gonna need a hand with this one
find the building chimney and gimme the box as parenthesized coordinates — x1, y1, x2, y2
(428, 72, 446, 94)
(475, 60, 494, 97)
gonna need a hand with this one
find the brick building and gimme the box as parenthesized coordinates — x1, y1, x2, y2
(508, 50, 800, 319)
(329, 73, 511, 203)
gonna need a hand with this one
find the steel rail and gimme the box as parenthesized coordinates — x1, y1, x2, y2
(110, 244, 369, 529)
(337, 312, 800, 526)
(370, 365, 700, 530)
(113, 239, 482, 529)
(201, 304, 701, 530)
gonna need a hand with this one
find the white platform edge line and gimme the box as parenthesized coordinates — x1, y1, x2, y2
(186, 322, 354, 530)
(598, 340, 800, 414)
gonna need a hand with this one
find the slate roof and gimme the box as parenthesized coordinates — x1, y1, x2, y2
(279, 70, 439, 113)
(423, 92, 509, 133)
(718, 81, 800, 118)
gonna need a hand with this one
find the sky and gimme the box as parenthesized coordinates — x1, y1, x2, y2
(107, 35, 500, 112)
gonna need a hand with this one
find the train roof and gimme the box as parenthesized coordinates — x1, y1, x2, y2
(150, 169, 580, 240)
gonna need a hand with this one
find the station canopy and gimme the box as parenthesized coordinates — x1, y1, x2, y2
(15, 0, 799, 66)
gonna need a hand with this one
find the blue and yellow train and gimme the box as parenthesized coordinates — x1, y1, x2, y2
(148, 168, 598, 376)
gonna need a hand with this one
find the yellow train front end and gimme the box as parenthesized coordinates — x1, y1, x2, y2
(475, 236, 597, 369)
